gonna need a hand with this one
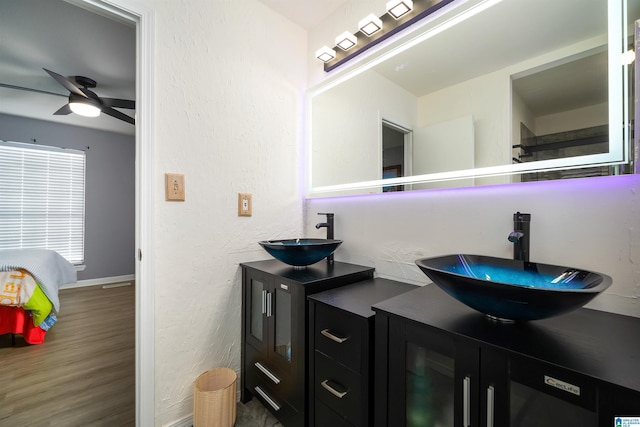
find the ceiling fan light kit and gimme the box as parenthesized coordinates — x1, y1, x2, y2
(0, 68, 135, 125)
(44, 68, 135, 125)
(69, 101, 101, 117)
(69, 94, 101, 117)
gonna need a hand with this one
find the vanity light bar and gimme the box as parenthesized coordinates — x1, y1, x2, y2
(315, 46, 337, 62)
(335, 31, 357, 50)
(387, 0, 413, 19)
(316, 0, 456, 70)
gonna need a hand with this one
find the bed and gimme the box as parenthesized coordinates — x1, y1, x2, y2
(0, 249, 77, 344)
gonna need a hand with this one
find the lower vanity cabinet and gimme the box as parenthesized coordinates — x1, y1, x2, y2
(373, 285, 640, 427)
(308, 278, 417, 426)
(240, 259, 375, 427)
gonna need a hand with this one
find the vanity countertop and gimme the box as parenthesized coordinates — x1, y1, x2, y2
(240, 259, 374, 285)
(373, 284, 640, 395)
(308, 278, 417, 318)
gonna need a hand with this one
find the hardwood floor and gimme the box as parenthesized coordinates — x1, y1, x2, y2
(0, 284, 135, 427)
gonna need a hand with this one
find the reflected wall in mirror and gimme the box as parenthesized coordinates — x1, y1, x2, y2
(512, 48, 615, 181)
(308, 0, 638, 197)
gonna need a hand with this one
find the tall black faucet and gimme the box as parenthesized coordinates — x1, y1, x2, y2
(508, 212, 531, 262)
(316, 212, 335, 264)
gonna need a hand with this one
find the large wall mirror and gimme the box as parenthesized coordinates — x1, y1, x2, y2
(307, 0, 638, 197)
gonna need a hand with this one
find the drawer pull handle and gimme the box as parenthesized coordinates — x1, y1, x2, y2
(487, 385, 495, 427)
(254, 386, 281, 411)
(321, 328, 349, 344)
(255, 362, 281, 384)
(321, 379, 348, 399)
(266, 292, 272, 318)
(463, 376, 471, 427)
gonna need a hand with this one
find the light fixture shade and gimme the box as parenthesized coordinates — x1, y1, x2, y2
(316, 46, 337, 62)
(335, 31, 357, 51)
(69, 100, 101, 117)
(359, 14, 383, 36)
(386, 0, 413, 19)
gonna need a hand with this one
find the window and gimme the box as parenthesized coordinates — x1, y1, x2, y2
(0, 140, 86, 265)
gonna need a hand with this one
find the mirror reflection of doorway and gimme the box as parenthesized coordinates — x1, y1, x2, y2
(382, 120, 412, 192)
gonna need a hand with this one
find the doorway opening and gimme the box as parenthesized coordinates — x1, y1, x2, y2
(69, 1, 154, 425)
(382, 120, 412, 192)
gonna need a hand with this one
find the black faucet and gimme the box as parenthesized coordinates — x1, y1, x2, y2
(508, 212, 530, 262)
(316, 212, 335, 264)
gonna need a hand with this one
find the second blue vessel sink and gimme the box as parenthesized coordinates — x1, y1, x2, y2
(415, 254, 612, 321)
(259, 238, 342, 267)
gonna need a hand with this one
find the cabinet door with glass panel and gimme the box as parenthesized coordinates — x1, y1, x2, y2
(268, 278, 295, 376)
(384, 318, 602, 427)
(387, 321, 496, 427)
(244, 269, 295, 377)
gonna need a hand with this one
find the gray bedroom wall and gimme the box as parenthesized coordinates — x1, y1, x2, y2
(0, 113, 135, 281)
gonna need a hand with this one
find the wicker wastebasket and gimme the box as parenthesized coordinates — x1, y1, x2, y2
(194, 368, 237, 427)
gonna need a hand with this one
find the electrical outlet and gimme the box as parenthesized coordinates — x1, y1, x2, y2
(238, 193, 252, 216)
(165, 173, 185, 201)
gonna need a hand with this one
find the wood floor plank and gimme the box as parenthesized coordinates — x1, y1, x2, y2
(0, 284, 135, 426)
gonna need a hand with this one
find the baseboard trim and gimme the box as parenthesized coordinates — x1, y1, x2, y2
(61, 274, 136, 289)
(162, 414, 192, 427)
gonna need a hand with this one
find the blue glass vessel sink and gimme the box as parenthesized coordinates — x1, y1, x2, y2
(416, 254, 612, 321)
(258, 238, 342, 267)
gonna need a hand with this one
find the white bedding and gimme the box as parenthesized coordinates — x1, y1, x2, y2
(0, 249, 77, 312)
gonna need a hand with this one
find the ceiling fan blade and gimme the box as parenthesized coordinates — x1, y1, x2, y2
(0, 82, 67, 98)
(101, 106, 135, 125)
(43, 68, 87, 98)
(102, 97, 135, 109)
(53, 104, 72, 115)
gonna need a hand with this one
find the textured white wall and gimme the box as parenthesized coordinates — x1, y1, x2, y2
(142, 1, 307, 425)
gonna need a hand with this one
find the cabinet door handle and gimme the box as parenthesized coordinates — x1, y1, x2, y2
(463, 376, 471, 427)
(261, 289, 267, 315)
(255, 362, 281, 384)
(321, 379, 348, 399)
(254, 386, 280, 411)
(320, 328, 349, 343)
(487, 385, 495, 427)
(266, 292, 272, 318)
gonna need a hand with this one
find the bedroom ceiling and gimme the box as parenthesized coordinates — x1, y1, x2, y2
(0, 0, 136, 136)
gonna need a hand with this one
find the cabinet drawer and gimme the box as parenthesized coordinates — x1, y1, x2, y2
(315, 303, 364, 373)
(244, 343, 295, 403)
(315, 351, 362, 425)
(248, 381, 301, 427)
(316, 399, 354, 427)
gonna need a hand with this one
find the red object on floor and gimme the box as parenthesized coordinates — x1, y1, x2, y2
(0, 306, 46, 344)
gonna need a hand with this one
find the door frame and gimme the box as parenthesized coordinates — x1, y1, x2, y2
(69, 0, 155, 424)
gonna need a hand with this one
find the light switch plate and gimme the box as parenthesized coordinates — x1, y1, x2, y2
(238, 193, 252, 216)
(165, 173, 185, 201)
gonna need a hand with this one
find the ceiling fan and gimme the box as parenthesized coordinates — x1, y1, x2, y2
(0, 68, 135, 125)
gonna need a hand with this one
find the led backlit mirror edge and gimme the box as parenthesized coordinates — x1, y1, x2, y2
(306, 0, 630, 197)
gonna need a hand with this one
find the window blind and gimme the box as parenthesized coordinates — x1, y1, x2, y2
(0, 140, 86, 265)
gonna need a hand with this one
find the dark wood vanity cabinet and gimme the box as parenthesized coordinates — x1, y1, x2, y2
(240, 259, 374, 427)
(307, 278, 417, 426)
(373, 285, 640, 427)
